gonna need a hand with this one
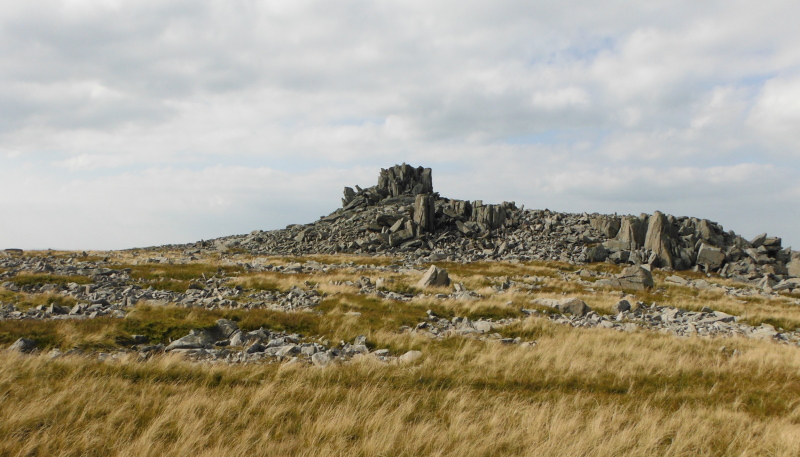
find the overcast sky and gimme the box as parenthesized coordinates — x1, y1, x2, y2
(1, 0, 799, 251)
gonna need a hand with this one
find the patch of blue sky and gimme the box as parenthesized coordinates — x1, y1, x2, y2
(527, 35, 617, 67)
(736, 72, 779, 88)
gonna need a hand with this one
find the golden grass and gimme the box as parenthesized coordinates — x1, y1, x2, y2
(2, 319, 800, 456)
(3, 254, 800, 455)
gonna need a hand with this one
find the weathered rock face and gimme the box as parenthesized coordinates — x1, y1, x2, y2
(789, 253, 800, 277)
(378, 164, 433, 198)
(341, 164, 434, 210)
(697, 243, 725, 270)
(413, 194, 436, 233)
(643, 211, 674, 268)
(471, 201, 508, 231)
(614, 216, 647, 250)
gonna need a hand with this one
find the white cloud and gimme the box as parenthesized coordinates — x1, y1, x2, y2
(747, 74, 800, 152)
(0, 0, 798, 249)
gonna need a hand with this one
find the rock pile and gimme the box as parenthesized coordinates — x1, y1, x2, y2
(198, 164, 797, 291)
(403, 311, 536, 346)
(0, 256, 325, 322)
(525, 301, 799, 344)
(159, 319, 410, 366)
(402, 296, 799, 347)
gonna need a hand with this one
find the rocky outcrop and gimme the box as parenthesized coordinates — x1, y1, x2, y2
(162, 325, 402, 365)
(413, 194, 436, 233)
(643, 211, 675, 268)
(789, 253, 800, 277)
(187, 164, 797, 285)
(342, 164, 434, 209)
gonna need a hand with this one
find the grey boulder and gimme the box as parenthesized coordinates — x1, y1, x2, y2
(612, 300, 631, 313)
(417, 265, 450, 288)
(559, 297, 592, 317)
(597, 265, 654, 291)
(166, 319, 240, 351)
(697, 243, 726, 270)
(8, 338, 36, 353)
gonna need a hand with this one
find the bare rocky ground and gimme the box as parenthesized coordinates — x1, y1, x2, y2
(3, 164, 800, 363)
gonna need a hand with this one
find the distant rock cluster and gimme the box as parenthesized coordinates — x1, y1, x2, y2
(0, 255, 323, 322)
(203, 164, 797, 291)
(159, 318, 417, 366)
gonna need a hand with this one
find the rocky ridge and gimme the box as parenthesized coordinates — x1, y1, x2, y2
(200, 164, 798, 291)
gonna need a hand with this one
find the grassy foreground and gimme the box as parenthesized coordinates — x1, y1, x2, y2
(1, 251, 800, 456)
(2, 323, 800, 456)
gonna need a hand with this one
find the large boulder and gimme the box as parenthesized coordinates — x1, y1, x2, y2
(612, 300, 632, 313)
(586, 245, 609, 262)
(696, 243, 726, 270)
(166, 319, 240, 351)
(750, 233, 767, 248)
(697, 219, 724, 247)
(413, 194, 436, 233)
(532, 297, 592, 316)
(643, 211, 674, 268)
(615, 216, 647, 250)
(559, 298, 592, 317)
(417, 265, 450, 288)
(8, 338, 36, 353)
(596, 265, 654, 291)
(215, 319, 240, 339)
(788, 253, 800, 277)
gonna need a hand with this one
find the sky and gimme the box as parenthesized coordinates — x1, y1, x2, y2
(1, 0, 799, 251)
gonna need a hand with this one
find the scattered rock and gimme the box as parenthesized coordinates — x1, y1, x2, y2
(612, 300, 631, 313)
(417, 265, 450, 288)
(8, 337, 36, 353)
(596, 265, 654, 291)
(398, 350, 423, 363)
(559, 297, 592, 317)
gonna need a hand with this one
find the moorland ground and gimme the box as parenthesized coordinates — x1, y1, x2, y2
(1, 249, 800, 456)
